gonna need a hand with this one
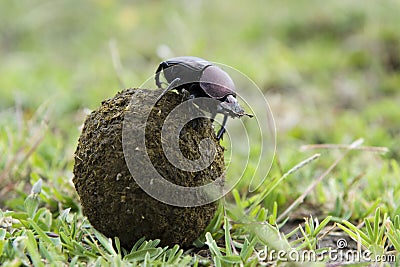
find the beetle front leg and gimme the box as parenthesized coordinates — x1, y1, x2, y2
(216, 114, 228, 140)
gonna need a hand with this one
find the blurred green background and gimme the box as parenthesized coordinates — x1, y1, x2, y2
(1, 0, 399, 216)
(2, 0, 399, 107)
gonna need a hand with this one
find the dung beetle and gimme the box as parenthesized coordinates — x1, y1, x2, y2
(155, 56, 252, 140)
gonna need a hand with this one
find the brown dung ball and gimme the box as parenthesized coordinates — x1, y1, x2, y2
(73, 88, 225, 248)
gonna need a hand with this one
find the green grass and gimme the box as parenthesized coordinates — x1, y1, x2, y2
(1, 0, 400, 266)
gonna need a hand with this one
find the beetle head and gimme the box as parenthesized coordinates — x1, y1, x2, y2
(219, 95, 253, 118)
(192, 64, 252, 118)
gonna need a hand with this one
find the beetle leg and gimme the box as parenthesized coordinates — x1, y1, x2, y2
(155, 62, 169, 88)
(155, 78, 181, 104)
(180, 88, 192, 101)
(160, 81, 169, 87)
(164, 77, 181, 93)
(216, 114, 228, 140)
(185, 92, 201, 129)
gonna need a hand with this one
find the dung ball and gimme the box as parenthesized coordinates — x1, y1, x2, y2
(73, 88, 225, 248)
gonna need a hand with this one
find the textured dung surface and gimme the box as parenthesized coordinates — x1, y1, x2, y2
(73, 88, 224, 248)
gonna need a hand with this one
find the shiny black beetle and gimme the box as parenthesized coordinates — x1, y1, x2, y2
(155, 56, 252, 140)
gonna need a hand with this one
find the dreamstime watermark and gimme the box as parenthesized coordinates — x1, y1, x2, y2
(255, 239, 396, 264)
(122, 60, 276, 207)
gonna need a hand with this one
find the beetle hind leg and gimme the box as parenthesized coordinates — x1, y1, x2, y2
(155, 62, 170, 88)
(216, 114, 228, 140)
(155, 78, 181, 104)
